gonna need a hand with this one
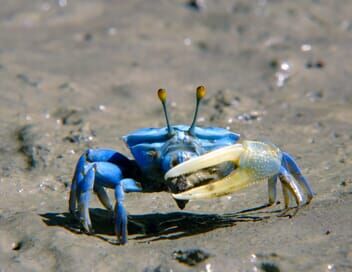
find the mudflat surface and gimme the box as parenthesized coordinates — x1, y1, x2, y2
(0, 1, 351, 271)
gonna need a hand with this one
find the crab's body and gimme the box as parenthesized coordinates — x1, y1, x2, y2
(68, 86, 314, 244)
(123, 125, 239, 190)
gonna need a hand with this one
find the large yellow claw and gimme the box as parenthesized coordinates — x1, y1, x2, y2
(166, 140, 313, 209)
(166, 141, 282, 200)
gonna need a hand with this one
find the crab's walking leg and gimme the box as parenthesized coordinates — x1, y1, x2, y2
(282, 152, 314, 203)
(114, 183, 128, 244)
(268, 175, 278, 206)
(109, 178, 141, 244)
(113, 179, 142, 244)
(94, 162, 141, 244)
(69, 153, 86, 214)
(281, 181, 291, 209)
(94, 184, 113, 211)
(77, 166, 95, 233)
(278, 166, 304, 207)
(69, 148, 142, 244)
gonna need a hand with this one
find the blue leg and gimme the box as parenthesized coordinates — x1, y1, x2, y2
(69, 148, 142, 243)
(77, 165, 95, 233)
(94, 184, 113, 211)
(87, 148, 140, 179)
(69, 153, 87, 214)
(282, 152, 314, 203)
(94, 161, 142, 244)
(70, 148, 139, 212)
(113, 178, 142, 244)
(114, 183, 127, 244)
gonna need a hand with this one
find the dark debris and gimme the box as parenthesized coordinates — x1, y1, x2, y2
(63, 124, 96, 145)
(203, 89, 240, 122)
(260, 262, 281, 272)
(186, 0, 206, 11)
(305, 60, 325, 69)
(17, 125, 50, 169)
(16, 73, 41, 87)
(53, 108, 84, 125)
(173, 248, 210, 266)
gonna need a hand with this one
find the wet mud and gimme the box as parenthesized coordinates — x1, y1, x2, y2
(0, 0, 351, 271)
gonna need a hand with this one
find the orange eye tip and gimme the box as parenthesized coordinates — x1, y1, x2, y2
(157, 88, 167, 102)
(196, 85, 206, 100)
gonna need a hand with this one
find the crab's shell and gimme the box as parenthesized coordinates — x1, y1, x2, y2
(123, 125, 240, 173)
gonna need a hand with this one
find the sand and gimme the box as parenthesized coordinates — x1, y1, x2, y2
(0, 0, 351, 271)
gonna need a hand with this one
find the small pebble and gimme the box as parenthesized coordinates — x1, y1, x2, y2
(84, 33, 93, 42)
(236, 111, 264, 122)
(275, 61, 292, 88)
(184, 37, 192, 46)
(269, 59, 278, 69)
(187, 0, 206, 11)
(327, 264, 335, 272)
(12, 241, 22, 251)
(58, 0, 67, 7)
(331, 132, 341, 139)
(107, 27, 117, 36)
(306, 90, 323, 102)
(306, 60, 325, 69)
(301, 44, 312, 52)
(98, 105, 106, 111)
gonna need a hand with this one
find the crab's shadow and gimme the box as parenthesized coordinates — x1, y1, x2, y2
(41, 205, 273, 243)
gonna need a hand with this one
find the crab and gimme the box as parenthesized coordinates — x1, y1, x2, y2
(68, 86, 314, 244)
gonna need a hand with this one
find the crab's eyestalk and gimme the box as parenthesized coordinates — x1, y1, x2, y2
(158, 88, 174, 137)
(189, 86, 206, 135)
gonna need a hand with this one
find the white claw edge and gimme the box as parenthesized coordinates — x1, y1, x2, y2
(165, 144, 244, 180)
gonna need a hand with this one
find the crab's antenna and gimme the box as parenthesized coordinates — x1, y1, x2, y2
(158, 88, 174, 136)
(189, 85, 206, 135)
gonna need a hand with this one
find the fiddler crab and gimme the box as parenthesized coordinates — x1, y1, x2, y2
(69, 86, 314, 244)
